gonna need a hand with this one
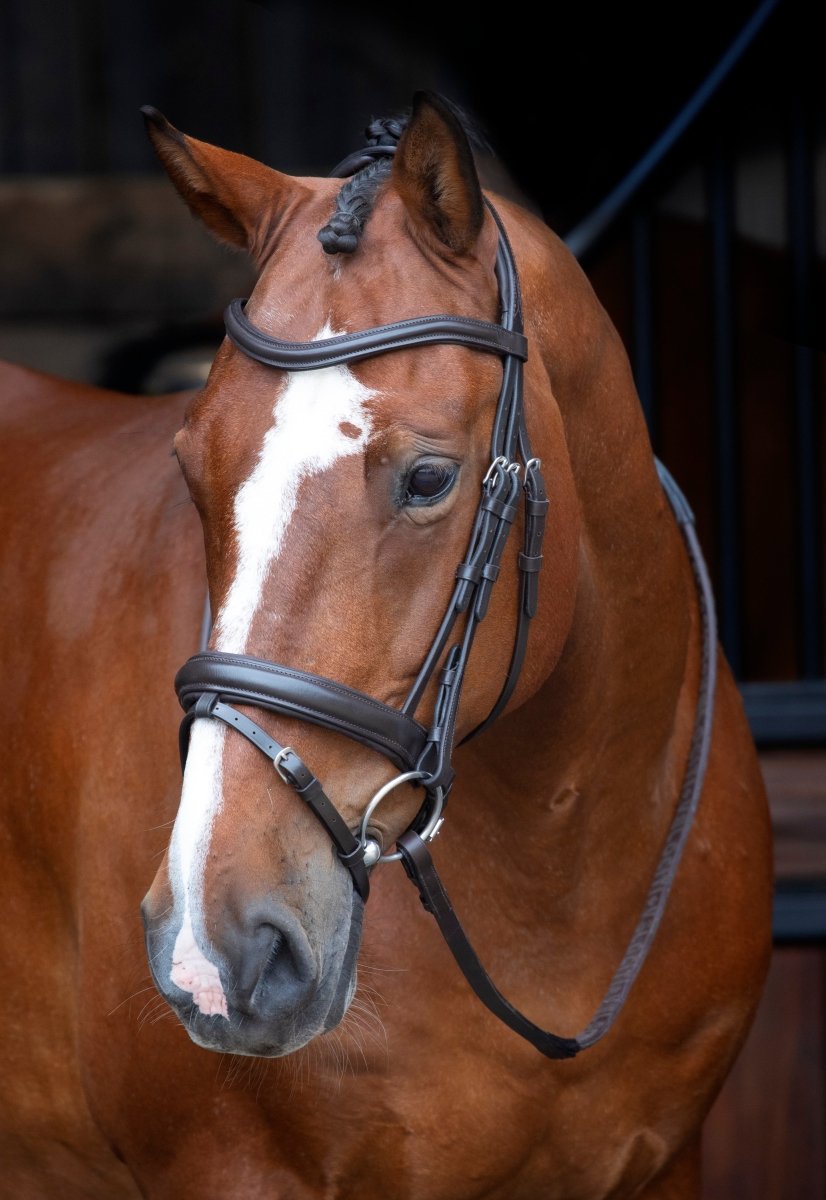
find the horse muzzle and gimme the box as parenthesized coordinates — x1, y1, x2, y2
(141, 888, 364, 1056)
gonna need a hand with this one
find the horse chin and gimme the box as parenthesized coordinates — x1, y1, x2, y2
(191, 968, 361, 1059)
(143, 889, 365, 1058)
(179, 992, 348, 1058)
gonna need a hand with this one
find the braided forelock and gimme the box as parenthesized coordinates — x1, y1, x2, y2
(317, 98, 493, 256)
(317, 155, 397, 256)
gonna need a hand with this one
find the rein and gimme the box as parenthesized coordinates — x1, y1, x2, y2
(173, 134, 717, 1060)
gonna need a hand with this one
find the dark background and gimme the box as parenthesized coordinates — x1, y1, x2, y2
(0, 2, 823, 1195)
(0, 0, 790, 233)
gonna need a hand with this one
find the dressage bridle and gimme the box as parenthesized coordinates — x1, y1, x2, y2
(173, 137, 717, 1060)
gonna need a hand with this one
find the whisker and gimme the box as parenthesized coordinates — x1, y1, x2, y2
(107, 984, 159, 1017)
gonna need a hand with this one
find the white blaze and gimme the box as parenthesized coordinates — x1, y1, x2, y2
(215, 333, 375, 652)
(169, 720, 228, 1015)
(169, 328, 375, 1015)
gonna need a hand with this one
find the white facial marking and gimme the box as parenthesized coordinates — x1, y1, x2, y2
(215, 325, 375, 652)
(170, 912, 228, 1018)
(169, 326, 375, 1013)
(169, 720, 229, 1016)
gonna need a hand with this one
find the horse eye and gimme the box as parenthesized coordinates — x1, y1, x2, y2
(404, 462, 457, 505)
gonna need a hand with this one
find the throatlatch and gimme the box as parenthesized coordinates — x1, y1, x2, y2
(174, 121, 716, 1060)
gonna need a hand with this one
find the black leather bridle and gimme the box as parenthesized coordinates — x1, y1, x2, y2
(175, 197, 544, 902)
(173, 139, 717, 1060)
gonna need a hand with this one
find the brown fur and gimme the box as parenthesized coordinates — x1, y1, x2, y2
(0, 94, 772, 1198)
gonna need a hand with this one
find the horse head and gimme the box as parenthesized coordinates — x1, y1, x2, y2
(140, 92, 582, 1057)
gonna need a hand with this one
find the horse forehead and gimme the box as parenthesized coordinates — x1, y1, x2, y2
(250, 204, 496, 336)
(255, 332, 376, 457)
(219, 302, 499, 433)
(210, 346, 377, 655)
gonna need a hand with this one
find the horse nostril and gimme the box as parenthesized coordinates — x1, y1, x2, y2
(223, 906, 318, 1018)
(262, 930, 284, 974)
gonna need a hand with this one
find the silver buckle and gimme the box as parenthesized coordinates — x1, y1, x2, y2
(483, 455, 508, 484)
(272, 746, 295, 785)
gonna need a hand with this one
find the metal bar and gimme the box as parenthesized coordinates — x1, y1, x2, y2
(740, 680, 826, 745)
(773, 882, 826, 943)
(103, 0, 161, 171)
(74, 0, 109, 172)
(631, 211, 657, 444)
(788, 90, 822, 679)
(707, 140, 741, 676)
(564, 0, 781, 259)
(0, 2, 23, 171)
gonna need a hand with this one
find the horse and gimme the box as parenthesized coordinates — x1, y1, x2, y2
(0, 91, 773, 1199)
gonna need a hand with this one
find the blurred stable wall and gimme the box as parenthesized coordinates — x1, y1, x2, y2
(0, 0, 475, 386)
(1, 1, 824, 1196)
(0, 175, 253, 387)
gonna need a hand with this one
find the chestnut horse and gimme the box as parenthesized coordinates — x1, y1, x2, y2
(0, 93, 773, 1198)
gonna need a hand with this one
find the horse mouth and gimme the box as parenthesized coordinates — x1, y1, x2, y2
(141, 892, 364, 1057)
(170, 969, 360, 1058)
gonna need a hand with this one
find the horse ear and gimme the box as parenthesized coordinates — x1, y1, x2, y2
(140, 106, 295, 260)
(392, 91, 485, 256)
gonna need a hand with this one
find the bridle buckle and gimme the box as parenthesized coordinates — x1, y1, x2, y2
(273, 745, 296, 785)
(483, 455, 508, 484)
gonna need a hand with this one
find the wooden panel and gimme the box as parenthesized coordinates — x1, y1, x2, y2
(762, 749, 826, 881)
(0, 178, 254, 320)
(702, 946, 826, 1199)
(703, 752, 825, 1195)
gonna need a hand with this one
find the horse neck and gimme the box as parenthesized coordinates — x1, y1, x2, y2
(461, 240, 698, 901)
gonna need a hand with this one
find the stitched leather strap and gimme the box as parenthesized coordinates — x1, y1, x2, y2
(176, 651, 428, 772)
(224, 300, 528, 372)
(462, 457, 550, 742)
(397, 830, 579, 1058)
(414, 460, 523, 790)
(180, 694, 370, 900)
(329, 143, 398, 177)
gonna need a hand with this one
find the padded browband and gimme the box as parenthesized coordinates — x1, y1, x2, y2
(175, 652, 428, 771)
(224, 299, 528, 371)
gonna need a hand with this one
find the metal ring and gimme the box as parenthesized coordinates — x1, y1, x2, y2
(358, 771, 445, 864)
(525, 457, 541, 472)
(380, 787, 444, 863)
